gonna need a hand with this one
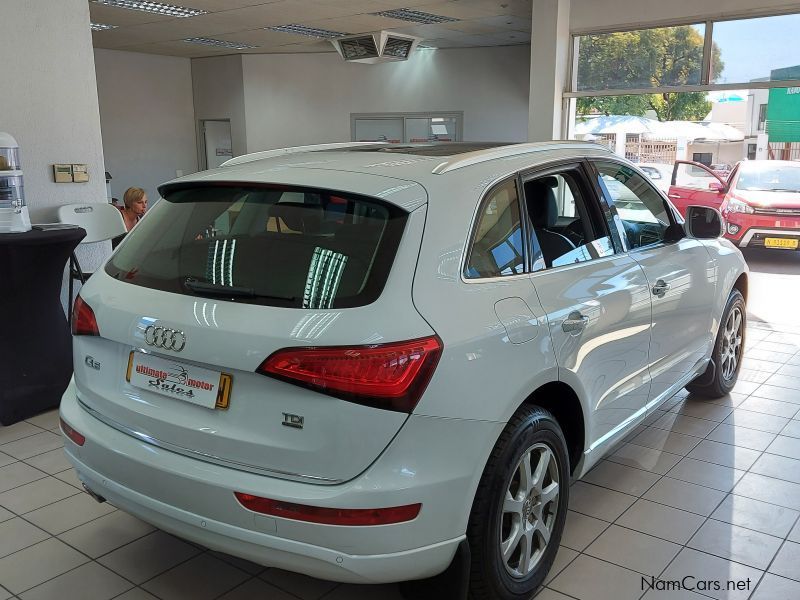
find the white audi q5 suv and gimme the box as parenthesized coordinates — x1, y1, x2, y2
(60, 141, 748, 599)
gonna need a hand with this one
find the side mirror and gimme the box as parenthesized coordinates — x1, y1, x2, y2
(685, 205, 724, 239)
(708, 181, 726, 193)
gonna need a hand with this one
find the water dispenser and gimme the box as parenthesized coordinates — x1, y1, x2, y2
(0, 132, 32, 233)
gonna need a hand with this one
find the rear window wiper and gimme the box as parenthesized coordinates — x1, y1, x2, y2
(184, 279, 295, 301)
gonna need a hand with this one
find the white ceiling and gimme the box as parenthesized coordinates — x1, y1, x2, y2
(89, 0, 533, 57)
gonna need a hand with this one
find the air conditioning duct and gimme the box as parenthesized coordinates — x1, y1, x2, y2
(331, 31, 421, 64)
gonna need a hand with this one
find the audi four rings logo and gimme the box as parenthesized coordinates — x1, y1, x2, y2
(144, 326, 186, 352)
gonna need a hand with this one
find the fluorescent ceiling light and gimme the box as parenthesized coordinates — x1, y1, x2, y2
(371, 8, 459, 24)
(184, 37, 259, 49)
(91, 22, 118, 30)
(91, 0, 207, 18)
(266, 24, 347, 39)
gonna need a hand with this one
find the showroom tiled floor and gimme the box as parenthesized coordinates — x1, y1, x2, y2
(3, 322, 800, 599)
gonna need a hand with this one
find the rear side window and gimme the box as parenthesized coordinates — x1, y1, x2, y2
(106, 185, 407, 308)
(465, 179, 525, 278)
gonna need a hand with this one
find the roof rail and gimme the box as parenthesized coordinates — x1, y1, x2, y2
(431, 141, 611, 174)
(220, 142, 384, 168)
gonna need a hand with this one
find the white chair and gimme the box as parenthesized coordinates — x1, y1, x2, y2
(57, 202, 127, 322)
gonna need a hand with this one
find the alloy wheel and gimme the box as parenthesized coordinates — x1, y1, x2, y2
(720, 306, 743, 382)
(499, 442, 560, 578)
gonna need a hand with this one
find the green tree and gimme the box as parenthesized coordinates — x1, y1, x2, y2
(576, 26, 723, 121)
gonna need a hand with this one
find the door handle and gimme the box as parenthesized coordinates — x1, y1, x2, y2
(668, 193, 682, 198)
(562, 311, 589, 333)
(652, 279, 670, 297)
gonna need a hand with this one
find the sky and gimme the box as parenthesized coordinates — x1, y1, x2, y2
(710, 14, 800, 84)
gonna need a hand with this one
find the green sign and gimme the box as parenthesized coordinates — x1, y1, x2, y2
(767, 66, 800, 143)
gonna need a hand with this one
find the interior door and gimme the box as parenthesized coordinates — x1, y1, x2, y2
(523, 165, 653, 457)
(594, 160, 717, 409)
(201, 120, 233, 170)
(668, 160, 728, 216)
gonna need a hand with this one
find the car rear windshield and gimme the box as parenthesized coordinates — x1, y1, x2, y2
(105, 184, 407, 308)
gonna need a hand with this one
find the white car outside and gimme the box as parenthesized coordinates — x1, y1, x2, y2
(60, 141, 748, 599)
(636, 162, 674, 193)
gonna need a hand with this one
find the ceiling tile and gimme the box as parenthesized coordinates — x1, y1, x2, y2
(88, 17, 246, 47)
(89, 2, 174, 26)
(478, 14, 532, 31)
(183, 0, 286, 10)
(381, 23, 458, 38)
(439, 20, 505, 35)
(302, 14, 411, 34)
(115, 40, 232, 57)
(244, 41, 335, 53)
(484, 31, 530, 44)
(214, 29, 317, 46)
(411, 1, 510, 20)
(456, 0, 533, 18)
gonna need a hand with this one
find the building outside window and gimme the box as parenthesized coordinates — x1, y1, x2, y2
(758, 104, 768, 131)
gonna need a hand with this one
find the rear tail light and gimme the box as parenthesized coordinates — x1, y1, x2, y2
(257, 335, 442, 413)
(234, 492, 421, 526)
(60, 417, 85, 446)
(72, 295, 99, 336)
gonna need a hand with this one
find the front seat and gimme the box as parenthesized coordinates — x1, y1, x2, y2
(526, 178, 576, 267)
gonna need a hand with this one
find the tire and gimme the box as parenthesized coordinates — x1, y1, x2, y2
(686, 289, 746, 398)
(467, 406, 570, 600)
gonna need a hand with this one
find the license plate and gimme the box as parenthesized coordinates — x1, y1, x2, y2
(126, 351, 232, 410)
(765, 237, 799, 249)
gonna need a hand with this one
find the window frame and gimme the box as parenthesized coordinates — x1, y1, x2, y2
(567, 10, 800, 96)
(586, 158, 682, 254)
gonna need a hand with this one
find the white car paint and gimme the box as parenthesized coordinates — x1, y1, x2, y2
(60, 142, 747, 584)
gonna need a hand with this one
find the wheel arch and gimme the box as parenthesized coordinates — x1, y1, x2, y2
(521, 381, 586, 475)
(732, 271, 748, 303)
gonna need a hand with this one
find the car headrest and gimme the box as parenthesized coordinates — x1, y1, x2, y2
(268, 202, 323, 233)
(527, 180, 559, 228)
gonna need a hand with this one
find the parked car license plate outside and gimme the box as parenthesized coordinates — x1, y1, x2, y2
(126, 351, 232, 409)
(764, 237, 799, 249)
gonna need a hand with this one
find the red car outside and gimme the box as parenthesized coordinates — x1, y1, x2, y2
(668, 160, 800, 250)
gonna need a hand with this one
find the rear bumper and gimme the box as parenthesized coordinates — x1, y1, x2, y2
(60, 378, 502, 584)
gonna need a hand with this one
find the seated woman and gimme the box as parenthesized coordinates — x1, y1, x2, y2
(112, 187, 148, 249)
(120, 187, 148, 231)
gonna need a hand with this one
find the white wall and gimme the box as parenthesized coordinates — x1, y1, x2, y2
(0, 0, 106, 225)
(94, 49, 197, 201)
(240, 46, 530, 152)
(570, 0, 800, 31)
(192, 56, 248, 158)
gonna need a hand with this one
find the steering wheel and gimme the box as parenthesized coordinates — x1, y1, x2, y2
(562, 219, 585, 247)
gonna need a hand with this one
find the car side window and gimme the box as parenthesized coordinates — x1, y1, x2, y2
(523, 170, 616, 269)
(465, 179, 525, 279)
(673, 162, 721, 191)
(595, 162, 671, 250)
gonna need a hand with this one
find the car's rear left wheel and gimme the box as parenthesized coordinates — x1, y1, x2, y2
(467, 405, 569, 600)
